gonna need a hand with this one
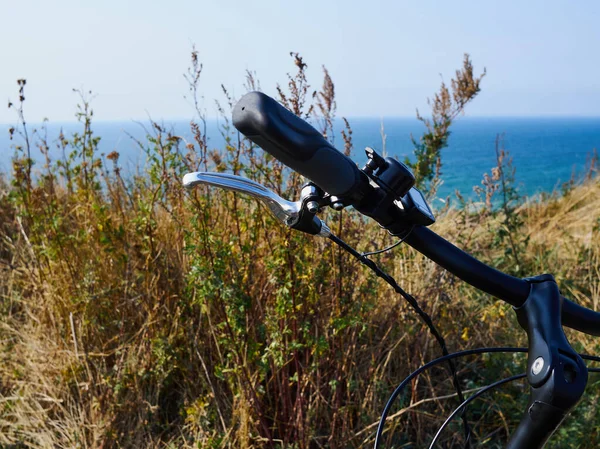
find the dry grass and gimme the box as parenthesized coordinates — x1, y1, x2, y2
(2, 161, 600, 449)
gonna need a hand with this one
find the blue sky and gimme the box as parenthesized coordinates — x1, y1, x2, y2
(2, 0, 599, 122)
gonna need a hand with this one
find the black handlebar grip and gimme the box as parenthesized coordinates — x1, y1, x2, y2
(232, 91, 363, 197)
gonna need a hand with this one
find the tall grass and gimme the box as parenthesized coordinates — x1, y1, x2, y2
(1, 52, 599, 449)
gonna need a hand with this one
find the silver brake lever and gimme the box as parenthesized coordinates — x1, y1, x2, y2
(183, 172, 302, 227)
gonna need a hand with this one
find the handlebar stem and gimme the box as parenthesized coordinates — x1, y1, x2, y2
(507, 275, 588, 448)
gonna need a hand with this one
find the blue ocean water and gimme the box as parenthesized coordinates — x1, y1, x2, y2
(346, 117, 600, 204)
(1, 117, 599, 203)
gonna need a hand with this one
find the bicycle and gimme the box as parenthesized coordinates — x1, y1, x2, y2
(183, 91, 600, 448)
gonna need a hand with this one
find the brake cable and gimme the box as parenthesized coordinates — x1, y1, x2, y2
(328, 232, 472, 448)
(360, 225, 415, 257)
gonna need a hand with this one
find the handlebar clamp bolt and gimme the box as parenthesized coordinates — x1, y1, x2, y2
(307, 201, 319, 214)
(532, 357, 545, 375)
(329, 196, 345, 211)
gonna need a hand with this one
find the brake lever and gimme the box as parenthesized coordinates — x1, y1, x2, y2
(183, 172, 330, 237)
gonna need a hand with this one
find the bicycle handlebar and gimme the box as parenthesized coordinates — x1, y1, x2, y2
(232, 91, 600, 337)
(404, 226, 530, 304)
(231, 90, 600, 448)
(232, 91, 366, 198)
(405, 226, 600, 336)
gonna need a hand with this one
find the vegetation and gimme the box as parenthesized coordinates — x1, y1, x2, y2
(1, 52, 599, 449)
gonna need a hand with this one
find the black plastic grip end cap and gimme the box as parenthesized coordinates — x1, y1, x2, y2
(232, 92, 269, 140)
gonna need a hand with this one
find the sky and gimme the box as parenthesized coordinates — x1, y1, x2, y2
(1, 0, 600, 123)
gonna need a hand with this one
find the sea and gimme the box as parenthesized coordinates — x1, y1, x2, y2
(1, 117, 599, 206)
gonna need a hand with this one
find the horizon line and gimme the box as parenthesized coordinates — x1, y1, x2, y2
(1, 114, 600, 126)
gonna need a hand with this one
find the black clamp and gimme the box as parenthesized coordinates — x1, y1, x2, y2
(363, 147, 415, 200)
(286, 183, 330, 236)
